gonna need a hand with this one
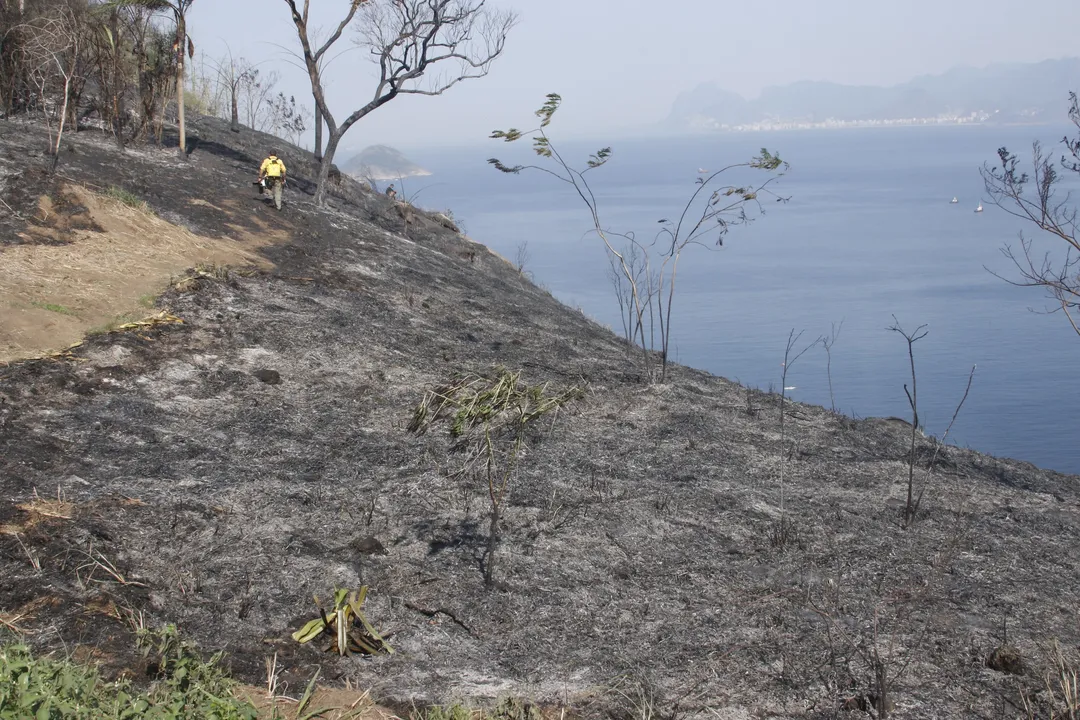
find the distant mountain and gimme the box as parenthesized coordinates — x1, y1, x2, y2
(667, 58, 1080, 132)
(342, 145, 431, 181)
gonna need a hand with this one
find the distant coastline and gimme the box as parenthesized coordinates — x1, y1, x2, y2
(668, 58, 1079, 135)
(688, 118, 1058, 133)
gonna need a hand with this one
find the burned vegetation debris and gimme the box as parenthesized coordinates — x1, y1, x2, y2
(0, 117, 1078, 719)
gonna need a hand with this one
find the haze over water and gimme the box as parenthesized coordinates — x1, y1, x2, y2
(409, 125, 1080, 475)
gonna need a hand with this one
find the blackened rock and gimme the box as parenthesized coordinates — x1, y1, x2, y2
(351, 535, 388, 556)
(987, 645, 1024, 675)
(253, 369, 281, 385)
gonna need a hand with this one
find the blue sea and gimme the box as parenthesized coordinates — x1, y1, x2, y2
(400, 125, 1079, 475)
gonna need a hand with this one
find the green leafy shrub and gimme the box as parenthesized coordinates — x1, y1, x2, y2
(134, 624, 258, 719)
(0, 627, 258, 719)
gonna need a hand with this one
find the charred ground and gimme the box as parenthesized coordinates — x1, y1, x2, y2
(0, 117, 1078, 719)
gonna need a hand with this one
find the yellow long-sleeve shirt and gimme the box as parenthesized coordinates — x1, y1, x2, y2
(260, 156, 286, 178)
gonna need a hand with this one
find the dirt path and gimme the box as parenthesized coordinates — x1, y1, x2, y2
(0, 185, 286, 364)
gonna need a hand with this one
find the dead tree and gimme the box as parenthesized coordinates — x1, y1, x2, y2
(268, 24, 353, 161)
(282, 0, 516, 206)
(982, 93, 1080, 339)
(19, 5, 82, 164)
(209, 47, 258, 133)
(887, 317, 928, 529)
(238, 66, 277, 132)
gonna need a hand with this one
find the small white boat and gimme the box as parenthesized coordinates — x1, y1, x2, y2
(950, 197, 958, 204)
(975, 203, 983, 213)
(698, 168, 709, 174)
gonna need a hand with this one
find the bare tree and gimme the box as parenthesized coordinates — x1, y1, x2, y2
(268, 23, 356, 161)
(185, 49, 223, 118)
(0, 0, 35, 114)
(283, 0, 516, 206)
(208, 46, 257, 133)
(237, 66, 277, 131)
(491, 94, 788, 381)
(777, 329, 820, 540)
(887, 317, 928, 529)
(514, 240, 530, 276)
(606, 239, 655, 351)
(982, 93, 1080, 339)
(19, 5, 82, 164)
(279, 0, 361, 167)
(821, 319, 844, 413)
(266, 91, 308, 146)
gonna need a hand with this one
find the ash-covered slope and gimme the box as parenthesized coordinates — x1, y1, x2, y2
(1, 117, 1078, 719)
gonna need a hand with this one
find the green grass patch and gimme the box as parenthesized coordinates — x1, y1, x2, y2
(0, 626, 258, 719)
(420, 704, 475, 720)
(104, 186, 150, 212)
(30, 301, 78, 317)
(87, 313, 138, 336)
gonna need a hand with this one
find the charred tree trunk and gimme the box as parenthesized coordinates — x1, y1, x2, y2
(484, 499, 501, 588)
(314, 129, 341, 206)
(175, 16, 186, 157)
(229, 83, 239, 132)
(110, 9, 124, 149)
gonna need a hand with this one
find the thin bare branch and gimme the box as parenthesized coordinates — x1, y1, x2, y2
(982, 110, 1080, 339)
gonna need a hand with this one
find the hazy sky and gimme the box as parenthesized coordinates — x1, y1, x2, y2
(189, 0, 1080, 151)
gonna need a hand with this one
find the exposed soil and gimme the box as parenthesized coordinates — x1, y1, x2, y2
(1, 116, 1079, 720)
(235, 684, 398, 720)
(0, 184, 287, 363)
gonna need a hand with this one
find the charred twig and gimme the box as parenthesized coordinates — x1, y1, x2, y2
(403, 600, 474, 636)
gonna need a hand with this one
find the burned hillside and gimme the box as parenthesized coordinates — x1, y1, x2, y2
(1, 117, 1079, 720)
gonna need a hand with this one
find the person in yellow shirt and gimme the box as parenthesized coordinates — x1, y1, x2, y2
(258, 150, 287, 211)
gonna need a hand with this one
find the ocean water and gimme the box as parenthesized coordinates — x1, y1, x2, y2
(402, 126, 1080, 475)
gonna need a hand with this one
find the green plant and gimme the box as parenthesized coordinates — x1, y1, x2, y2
(419, 704, 475, 720)
(490, 94, 788, 382)
(103, 185, 149, 212)
(291, 587, 393, 657)
(409, 368, 583, 587)
(414, 699, 542, 720)
(0, 630, 259, 719)
(135, 624, 259, 719)
(492, 697, 542, 720)
(0, 642, 129, 719)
